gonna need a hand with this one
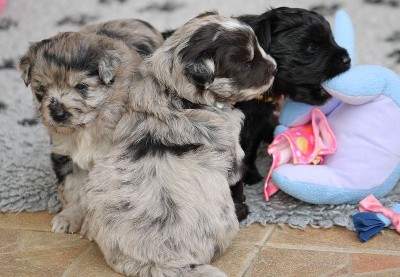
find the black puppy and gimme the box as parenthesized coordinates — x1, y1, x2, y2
(163, 7, 351, 220)
(234, 7, 351, 220)
(237, 7, 351, 186)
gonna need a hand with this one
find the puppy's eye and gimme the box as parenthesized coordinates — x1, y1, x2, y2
(34, 92, 43, 102)
(34, 85, 46, 102)
(75, 83, 88, 91)
(306, 44, 318, 53)
(37, 85, 46, 93)
(241, 62, 251, 71)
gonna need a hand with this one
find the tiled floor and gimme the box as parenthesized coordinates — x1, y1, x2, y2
(1, 212, 400, 277)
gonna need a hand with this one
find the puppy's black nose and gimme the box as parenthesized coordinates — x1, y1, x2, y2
(342, 55, 351, 66)
(49, 101, 70, 122)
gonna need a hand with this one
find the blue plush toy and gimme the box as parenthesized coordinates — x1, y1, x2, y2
(268, 11, 400, 205)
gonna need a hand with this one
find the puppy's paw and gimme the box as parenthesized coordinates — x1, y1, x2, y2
(243, 168, 263, 185)
(51, 213, 82, 234)
(235, 202, 249, 221)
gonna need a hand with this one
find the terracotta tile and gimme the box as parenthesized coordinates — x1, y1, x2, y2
(352, 253, 400, 274)
(234, 223, 275, 246)
(247, 248, 350, 277)
(0, 211, 54, 231)
(0, 243, 87, 277)
(356, 270, 400, 276)
(62, 243, 123, 277)
(212, 243, 260, 277)
(266, 226, 400, 254)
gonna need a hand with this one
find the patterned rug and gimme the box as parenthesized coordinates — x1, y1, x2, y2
(1, 0, 399, 229)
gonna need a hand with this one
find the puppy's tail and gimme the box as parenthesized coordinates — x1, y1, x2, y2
(143, 263, 227, 277)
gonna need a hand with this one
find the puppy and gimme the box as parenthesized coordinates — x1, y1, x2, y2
(235, 7, 351, 187)
(230, 7, 352, 220)
(81, 19, 164, 58)
(19, 19, 164, 233)
(81, 12, 276, 277)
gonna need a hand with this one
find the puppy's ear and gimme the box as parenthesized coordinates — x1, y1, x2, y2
(243, 12, 272, 49)
(184, 57, 215, 88)
(98, 50, 121, 85)
(179, 24, 219, 87)
(19, 50, 34, 87)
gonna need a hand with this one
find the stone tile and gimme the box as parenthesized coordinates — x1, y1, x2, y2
(62, 243, 123, 277)
(212, 243, 260, 277)
(265, 226, 400, 254)
(352, 253, 400, 274)
(246, 248, 350, 277)
(234, 223, 275, 246)
(18, 230, 89, 252)
(0, 211, 54, 231)
(0, 228, 89, 277)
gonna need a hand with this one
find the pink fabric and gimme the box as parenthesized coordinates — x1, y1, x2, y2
(264, 108, 337, 201)
(0, 0, 7, 12)
(359, 194, 400, 233)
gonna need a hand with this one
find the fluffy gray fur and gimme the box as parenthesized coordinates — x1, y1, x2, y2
(81, 12, 276, 277)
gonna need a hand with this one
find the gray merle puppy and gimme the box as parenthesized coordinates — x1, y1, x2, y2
(18, 19, 163, 234)
(80, 12, 276, 277)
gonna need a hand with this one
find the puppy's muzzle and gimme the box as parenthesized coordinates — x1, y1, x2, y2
(49, 99, 71, 122)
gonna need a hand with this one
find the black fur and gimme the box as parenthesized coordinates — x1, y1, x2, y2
(161, 29, 175, 40)
(240, 8, 350, 104)
(230, 180, 249, 221)
(42, 43, 100, 74)
(50, 153, 73, 182)
(126, 133, 202, 161)
(235, 99, 277, 184)
(234, 7, 350, 188)
(95, 28, 156, 57)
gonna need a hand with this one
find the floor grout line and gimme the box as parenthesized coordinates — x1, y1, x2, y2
(241, 226, 278, 277)
(321, 252, 352, 277)
(261, 224, 277, 246)
(241, 245, 263, 277)
(353, 268, 400, 276)
(61, 242, 94, 277)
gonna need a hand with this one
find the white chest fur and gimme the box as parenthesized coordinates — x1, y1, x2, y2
(51, 130, 110, 171)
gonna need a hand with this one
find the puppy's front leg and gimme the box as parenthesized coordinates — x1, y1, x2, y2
(228, 139, 249, 221)
(51, 153, 86, 234)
